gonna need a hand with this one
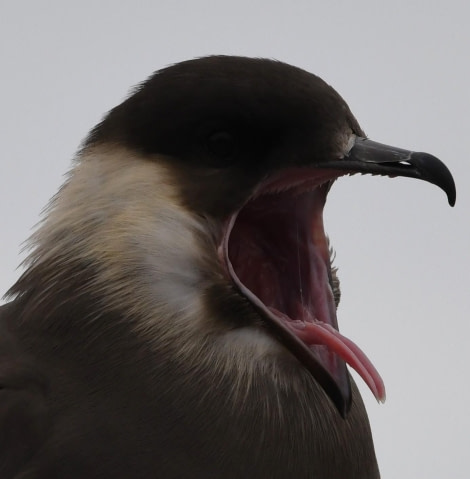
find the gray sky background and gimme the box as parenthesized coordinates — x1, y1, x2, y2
(1, 1, 468, 477)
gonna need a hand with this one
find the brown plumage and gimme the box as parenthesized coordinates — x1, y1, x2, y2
(0, 56, 455, 478)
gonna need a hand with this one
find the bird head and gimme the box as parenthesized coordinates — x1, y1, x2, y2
(14, 56, 455, 418)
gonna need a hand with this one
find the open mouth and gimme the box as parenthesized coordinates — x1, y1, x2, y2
(220, 168, 385, 414)
(218, 137, 455, 416)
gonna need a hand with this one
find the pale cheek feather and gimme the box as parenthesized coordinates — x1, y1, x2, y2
(21, 146, 301, 399)
(29, 147, 207, 327)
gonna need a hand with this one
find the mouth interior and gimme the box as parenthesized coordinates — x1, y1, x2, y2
(224, 175, 385, 402)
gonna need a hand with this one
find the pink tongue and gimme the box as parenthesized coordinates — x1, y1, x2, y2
(289, 321, 386, 402)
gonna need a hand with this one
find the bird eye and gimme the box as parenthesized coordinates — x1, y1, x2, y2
(207, 131, 236, 164)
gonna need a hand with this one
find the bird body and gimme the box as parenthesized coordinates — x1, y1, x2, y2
(0, 56, 455, 478)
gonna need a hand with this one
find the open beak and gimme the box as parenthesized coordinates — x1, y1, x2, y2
(222, 136, 456, 418)
(323, 136, 456, 206)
